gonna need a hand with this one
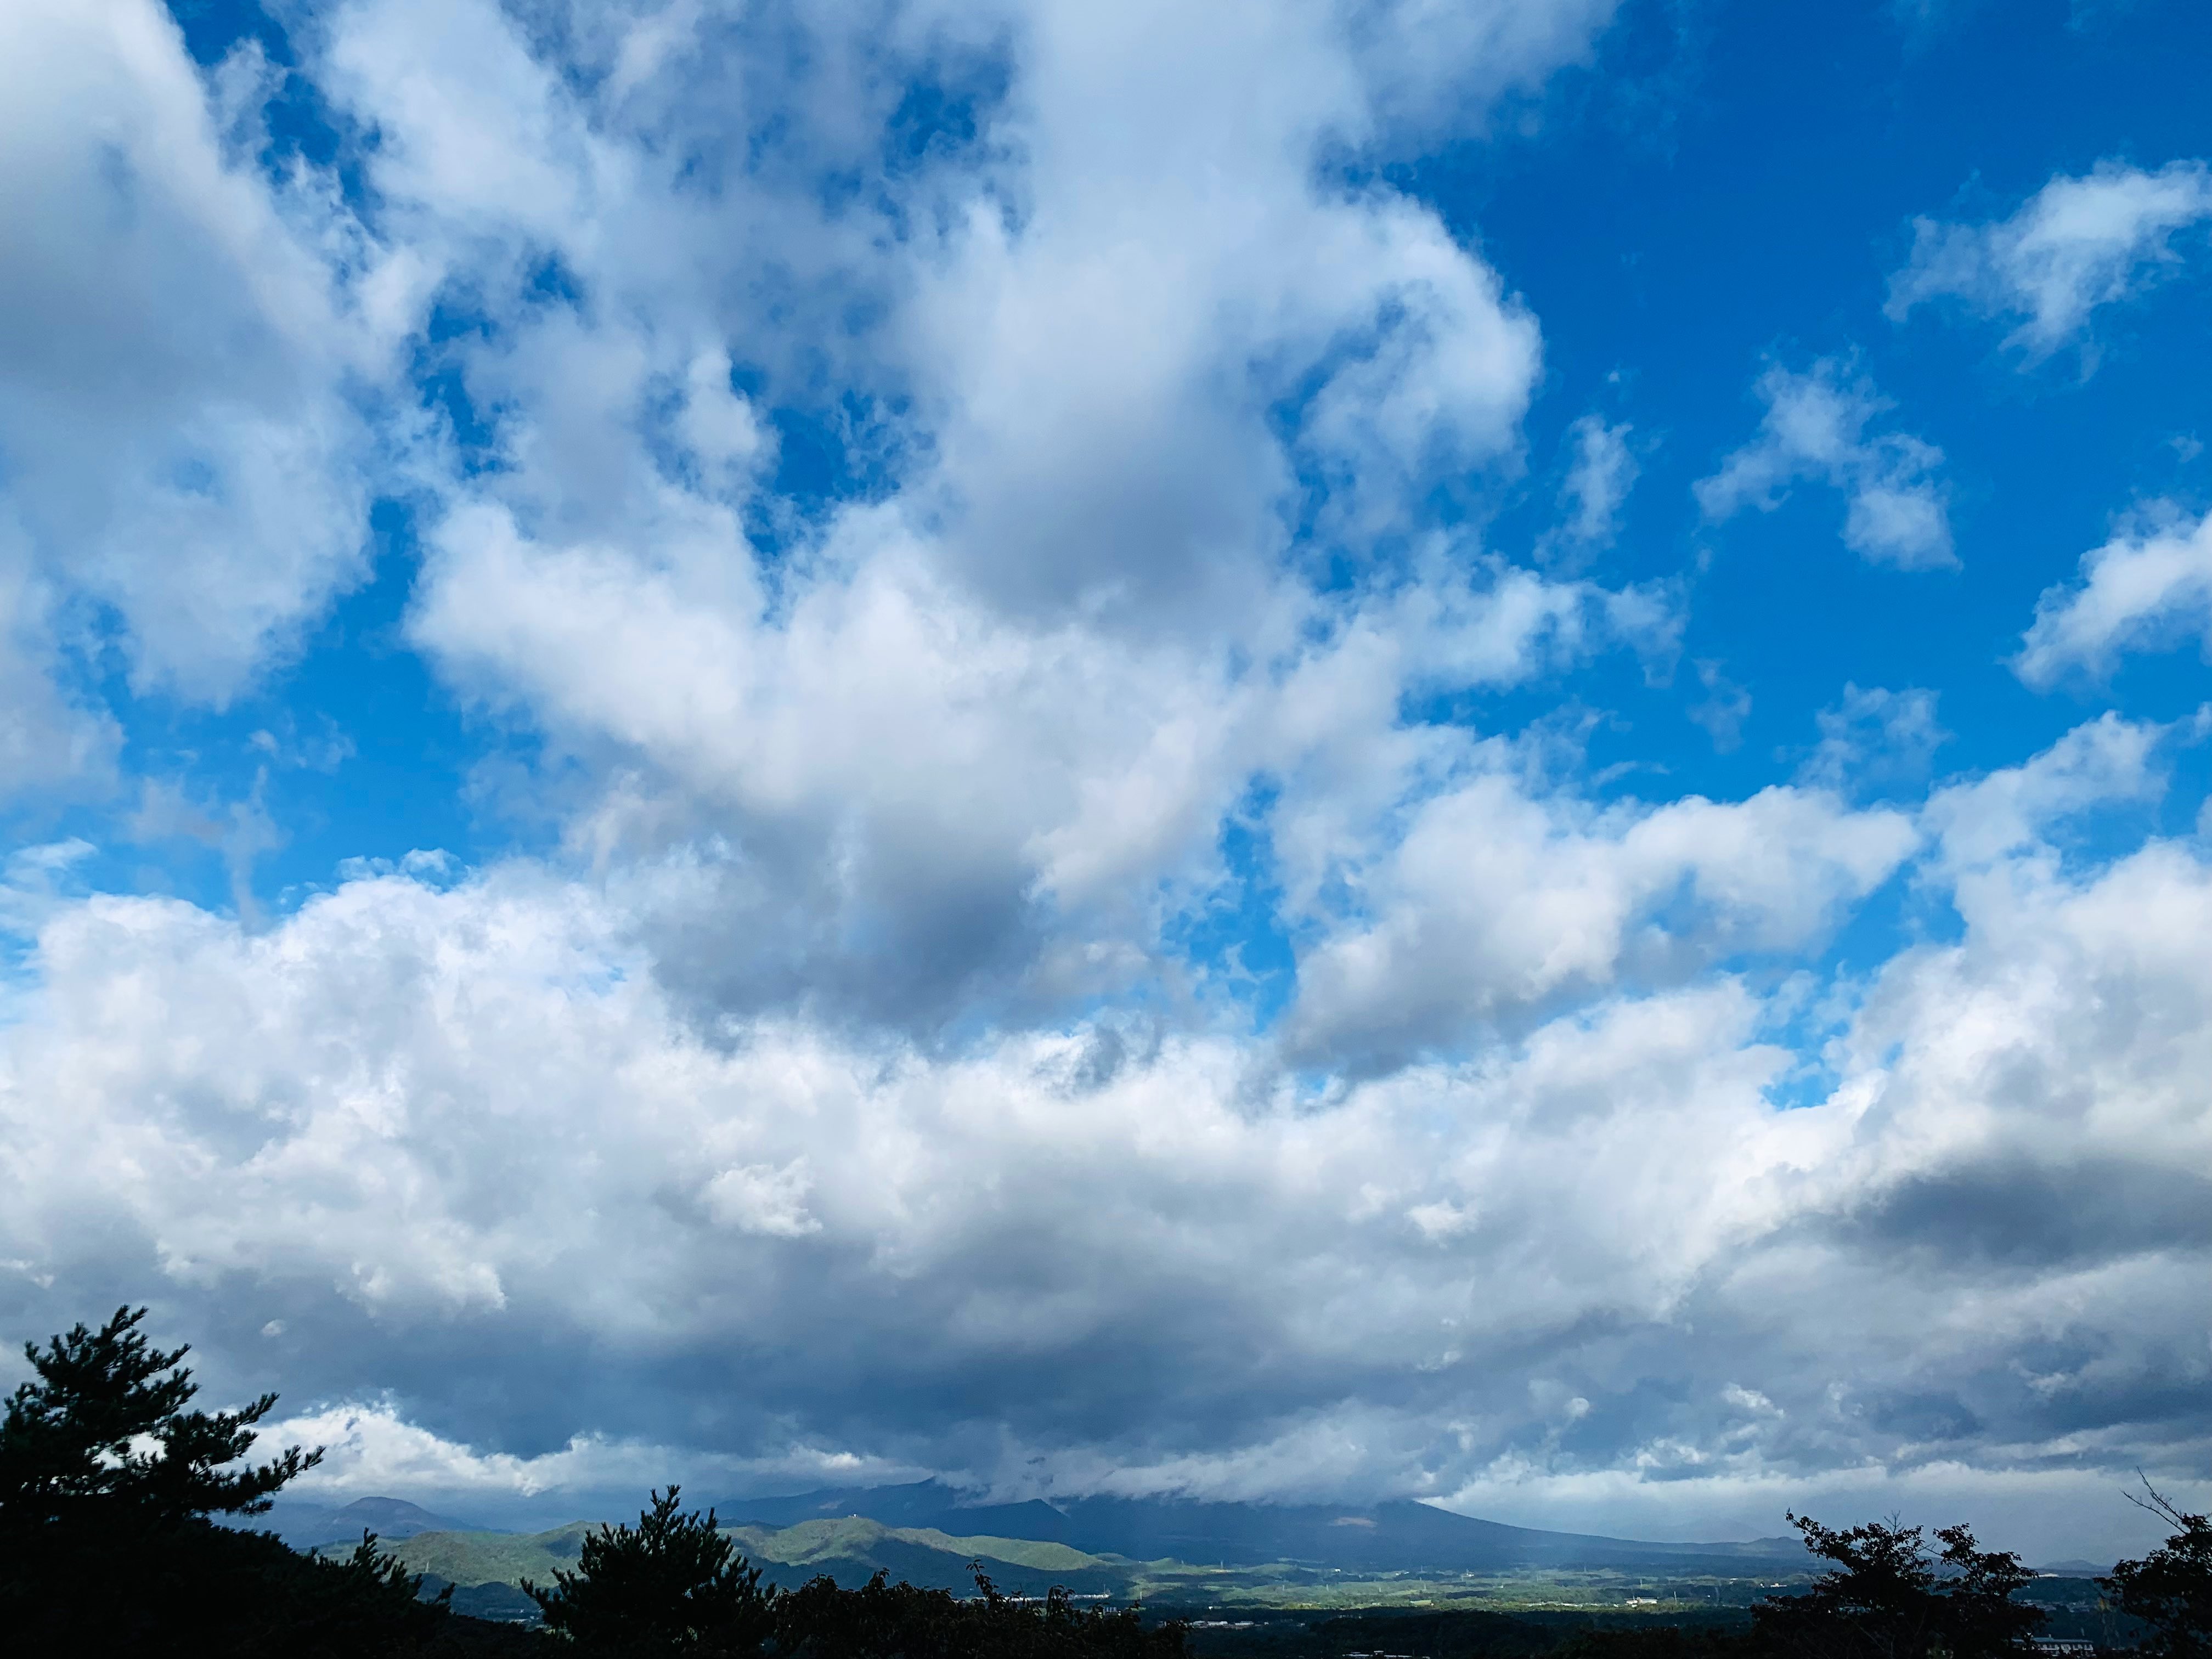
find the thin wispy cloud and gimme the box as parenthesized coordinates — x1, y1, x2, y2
(1889, 159, 2212, 363)
(1696, 359, 1954, 571)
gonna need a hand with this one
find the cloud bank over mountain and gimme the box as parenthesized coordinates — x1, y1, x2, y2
(1, 0, 2208, 1562)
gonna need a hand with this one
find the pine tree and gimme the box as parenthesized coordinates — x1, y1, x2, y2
(526, 1483, 778, 1656)
(0, 1304, 446, 1654)
(0, 1304, 317, 1537)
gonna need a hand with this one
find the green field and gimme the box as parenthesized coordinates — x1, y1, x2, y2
(1120, 1561, 1809, 1613)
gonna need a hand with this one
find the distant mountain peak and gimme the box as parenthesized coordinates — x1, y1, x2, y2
(252, 1494, 490, 1549)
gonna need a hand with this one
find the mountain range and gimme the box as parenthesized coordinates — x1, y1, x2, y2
(232, 1482, 2119, 1627)
(713, 1482, 1808, 1576)
(256, 1480, 1828, 1620)
(253, 1496, 491, 1550)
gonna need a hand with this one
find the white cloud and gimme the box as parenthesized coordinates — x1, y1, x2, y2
(268, 1401, 685, 1502)
(0, 719, 2198, 1545)
(1696, 360, 1954, 569)
(237, 0, 1645, 1032)
(2, 0, 2208, 1558)
(1279, 761, 1916, 1064)
(0, 840, 98, 942)
(1889, 160, 2212, 362)
(257, 1397, 915, 1523)
(0, 0, 400, 702)
(703, 1160, 822, 1239)
(0, 714, 2206, 1550)
(1346, 0, 1618, 137)
(1922, 711, 2169, 872)
(1287, 193, 1543, 534)
(2016, 506, 2212, 687)
(1545, 414, 1638, 558)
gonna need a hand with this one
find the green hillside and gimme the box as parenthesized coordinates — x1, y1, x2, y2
(381, 1514, 1131, 1600)
(377, 1520, 596, 1589)
(730, 1516, 1106, 1575)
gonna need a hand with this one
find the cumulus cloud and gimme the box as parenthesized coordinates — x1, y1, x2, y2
(1696, 360, 1954, 569)
(1, 715, 2208, 1556)
(2, 0, 2209, 1565)
(2016, 506, 2212, 687)
(255, 1397, 918, 1526)
(284, 0, 1651, 1032)
(0, 0, 399, 703)
(1921, 710, 2171, 872)
(1346, 0, 1618, 137)
(1889, 160, 2212, 362)
(1282, 764, 1916, 1065)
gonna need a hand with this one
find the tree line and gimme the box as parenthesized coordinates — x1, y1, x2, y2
(2, 1307, 2206, 1657)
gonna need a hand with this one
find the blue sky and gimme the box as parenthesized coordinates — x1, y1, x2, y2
(1, 0, 2209, 1558)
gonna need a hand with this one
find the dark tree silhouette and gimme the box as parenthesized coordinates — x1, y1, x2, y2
(775, 1564, 1187, 1659)
(526, 1483, 776, 1656)
(1548, 1627, 1755, 1659)
(0, 1304, 453, 1655)
(2103, 1479, 2212, 1658)
(0, 1304, 318, 1531)
(527, 1485, 1187, 1659)
(1749, 1512, 2043, 1659)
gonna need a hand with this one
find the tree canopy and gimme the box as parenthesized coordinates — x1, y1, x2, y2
(0, 1304, 476, 1655)
(2102, 1481, 2212, 1658)
(0, 1304, 317, 1534)
(1746, 1511, 2044, 1659)
(526, 1485, 777, 1656)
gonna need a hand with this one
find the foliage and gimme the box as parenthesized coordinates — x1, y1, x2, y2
(1310, 1606, 1586, 1657)
(2102, 1480, 2212, 1658)
(0, 1304, 317, 1534)
(235, 1525, 461, 1656)
(775, 1564, 1188, 1658)
(527, 1484, 777, 1656)
(523, 1487, 1187, 1657)
(1747, 1513, 2042, 1659)
(0, 1304, 454, 1655)
(1544, 1625, 1754, 1659)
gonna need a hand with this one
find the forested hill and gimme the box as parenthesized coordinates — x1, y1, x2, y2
(253, 1496, 491, 1549)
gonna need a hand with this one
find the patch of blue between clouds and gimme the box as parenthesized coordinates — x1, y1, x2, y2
(48, 499, 504, 923)
(414, 298, 505, 463)
(168, 0, 362, 195)
(881, 41, 1012, 184)
(1162, 783, 1301, 1032)
(1415, 0, 2212, 803)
